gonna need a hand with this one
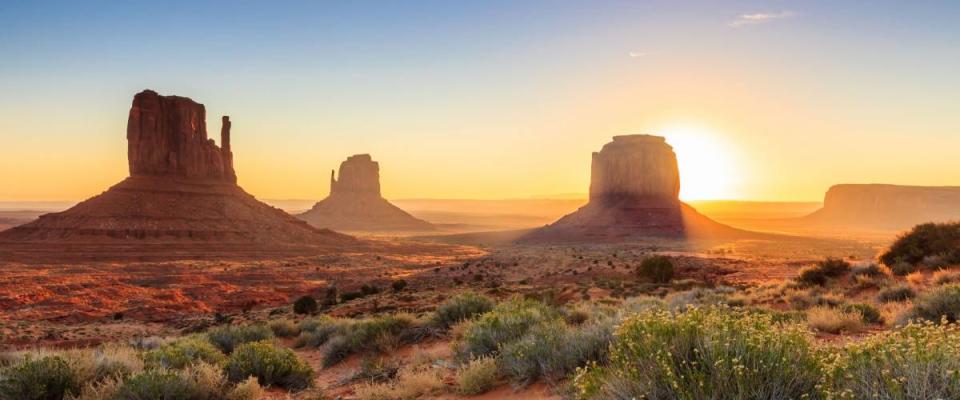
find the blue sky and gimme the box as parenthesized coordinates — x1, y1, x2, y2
(1, 1, 958, 201)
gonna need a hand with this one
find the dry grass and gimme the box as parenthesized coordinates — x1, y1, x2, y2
(933, 269, 960, 285)
(354, 366, 445, 400)
(906, 272, 926, 286)
(806, 306, 864, 334)
(456, 356, 498, 395)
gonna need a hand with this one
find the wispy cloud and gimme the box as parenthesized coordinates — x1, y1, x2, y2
(629, 51, 653, 58)
(729, 11, 796, 27)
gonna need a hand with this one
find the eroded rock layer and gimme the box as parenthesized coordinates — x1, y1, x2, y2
(0, 90, 355, 252)
(298, 155, 435, 232)
(522, 134, 748, 242)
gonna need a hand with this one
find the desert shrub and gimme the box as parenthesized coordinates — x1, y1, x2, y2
(112, 368, 206, 400)
(355, 357, 399, 383)
(877, 284, 916, 303)
(453, 298, 559, 360)
(0, 355, 80, 400)
(456, 357, 498, 395)
(890, 261, 920, 276)
(851, 263, 885, 278)
(824, 321, 960, 399)
(143, 336, 226, 369)
(268, 319, 300, 338)
(843, 303, 883, 324)
(226, 376, 263, 400)
(390, 280, 407, 292)
(881, 222, 960, 267)
(636, 255, 673, 283)
(796, 265, 829, 286)
(295, 317, 344, 348)
(933, 269, 960, 285)
(806, 306, 864, 334)
(225, 341, 314, 391)
(433, 292, 495, 327)
(906, 284, 960, 323)
(354, 367, 444, 400)
(321, 314, 414, 367)
(68, 344, 144, 383)
(573, 306, 822, 400)
(293, 295, 319, 315)
(500, 316, 615, 385)
(340, 291, 366, 302)
(665, 287, 734, 311)
(818, 258, 852, 277)
(361, 284, 381, 296)
(182, 361, 228, 399)
(206, 324, 274, 354)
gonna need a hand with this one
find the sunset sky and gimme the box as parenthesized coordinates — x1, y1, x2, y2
(1, 1, 958, 202)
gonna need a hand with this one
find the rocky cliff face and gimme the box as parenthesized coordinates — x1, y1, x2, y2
(522, 134, 747, 242)
(804, 184, 960, 230)
(590, 135, 680, 203)
(127, 90, 236, 183)
(299, 154, 434, 232)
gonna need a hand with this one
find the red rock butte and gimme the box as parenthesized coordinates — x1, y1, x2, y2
(0, 90, 355, 260)
(521, 134, 752, 242)
(298, 154, 435, 232)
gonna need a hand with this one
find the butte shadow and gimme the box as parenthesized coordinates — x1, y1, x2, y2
(0, 90, 357, 261)
(519, 134, 759, 243)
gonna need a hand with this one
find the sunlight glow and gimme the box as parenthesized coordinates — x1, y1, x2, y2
(659, 124, 740, 201)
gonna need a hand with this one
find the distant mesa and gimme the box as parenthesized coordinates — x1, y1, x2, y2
(803, 184, 960, 231)
(297, 154, 435, 232)
(0, 90, 354, 251)
(521, 134, 751, 242)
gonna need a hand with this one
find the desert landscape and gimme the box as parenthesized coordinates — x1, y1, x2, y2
(2, 2, 960, 400)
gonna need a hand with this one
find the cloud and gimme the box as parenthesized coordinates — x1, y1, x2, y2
(629, 51, 653, 58)
(729, 11, 796, 27)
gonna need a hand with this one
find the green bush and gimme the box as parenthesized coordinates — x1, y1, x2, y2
(636, 256, 674, 283)
(574, 307, 822, 400)
(206, 324, 274, 354)
(268, 319, 300, 338)
(796, 265, 828, 286)
(818, 258, 851, 276)
(881, 222, 960, 267)
(294, 317, 344, 348)
(433, 292, 495, 327)
(321, 315, 414, 367)
(293, 296, 318, 315)
(225, 341, 314, 391)
(500, 317, 614, 385)
(453, 298, 559, 361)
(824, 321, 960, 399)
(843, 303, 883, 324)
(0, 355, 80, 400)
(143, 336, 226, 369)
(877, 284, 916, 303)
(907, 284, 960, 323)
(796, 258, 850, 286)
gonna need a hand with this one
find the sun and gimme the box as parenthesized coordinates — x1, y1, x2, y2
(658, 124, 740, 201)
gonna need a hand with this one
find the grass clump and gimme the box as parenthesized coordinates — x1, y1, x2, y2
(906, 284, 960, 323)
(843, 303, 883, 324)
(877, 284, 916, 303)
(112, 365, 224, 400)
(573, 306, 822, 400)
(0, 355, 80, 400)
(225, 341, 314, 391)
(796, 258, 851, 287)
(206, 324, 274, 354)
(143, 336, 226, 369)
(294, 316, 344, 349)
(268, 319, 300, 338)
(636, 255, 674, 283)
(354, 366, 444, 400)
(321, 314, 414, 367)
(433, 292, 495, 327)
(824, 321, 960, 399)
(456, 357, 498, 395)
(851, 263, 886, 278)
(500, 316, 614, 385)
(881, 222, 960, 268)
(806, 306, 864, 334)
(453, 298, 559, 360)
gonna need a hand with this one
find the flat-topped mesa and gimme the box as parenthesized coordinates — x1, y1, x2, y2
(589, 134, 680, 204)
(330, 154, 380, 196)
(127, 90, 236, 183)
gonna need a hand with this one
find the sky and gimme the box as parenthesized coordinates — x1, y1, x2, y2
(1, 1, 958, 202)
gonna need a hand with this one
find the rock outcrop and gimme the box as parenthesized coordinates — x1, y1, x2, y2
(0, 90, 354, 252)
(522, 134, 748, 242)
(298, 155, 435, 232)
(803, 184, 960, 230)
